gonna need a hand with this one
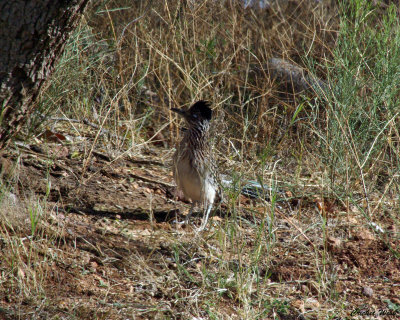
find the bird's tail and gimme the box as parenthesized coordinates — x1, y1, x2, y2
(220, 175, 284, 202)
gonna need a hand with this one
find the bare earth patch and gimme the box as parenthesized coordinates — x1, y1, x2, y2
(0, 142, 399, 319)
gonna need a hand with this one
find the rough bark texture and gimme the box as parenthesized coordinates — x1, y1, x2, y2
(0, 0, 90, 149)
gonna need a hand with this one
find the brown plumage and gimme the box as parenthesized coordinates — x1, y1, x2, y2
(172, 100, 218, 230)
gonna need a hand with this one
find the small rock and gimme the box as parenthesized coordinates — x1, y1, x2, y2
(305, 298, 320, 309)
(327, 236, 341, 249)
(346, 215, 359, 224)
(362, 286, 373, 297)
(143, 187, 152, 194)
(291, 299, 304, 313)
(356, 228, 375, 241)
(6, 192, 18, 205)
(132, 182, 139, 189)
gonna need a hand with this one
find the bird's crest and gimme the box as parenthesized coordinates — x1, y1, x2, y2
(189, 100, 212, 121)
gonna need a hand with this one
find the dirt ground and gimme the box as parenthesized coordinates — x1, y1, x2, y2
(0, 138, 399, 319)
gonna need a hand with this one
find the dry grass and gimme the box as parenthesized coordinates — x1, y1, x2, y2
(1, 0, 400, 319)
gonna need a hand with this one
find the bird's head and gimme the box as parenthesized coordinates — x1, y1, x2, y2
(171, 100, 212, 126)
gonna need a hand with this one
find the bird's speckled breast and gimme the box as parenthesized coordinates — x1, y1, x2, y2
(173, 147, 216, 206)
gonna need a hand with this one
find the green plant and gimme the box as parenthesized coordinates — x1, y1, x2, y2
(313, 0, 400, 191)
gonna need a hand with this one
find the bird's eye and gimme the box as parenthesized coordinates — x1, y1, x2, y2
(192, 114, 198, 118)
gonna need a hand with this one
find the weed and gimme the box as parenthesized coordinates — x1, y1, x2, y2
(2, 0, 400, 318)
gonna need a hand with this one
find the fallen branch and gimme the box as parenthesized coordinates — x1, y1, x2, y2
(251, 57, 327, 93)
(47, 116, 120, 140)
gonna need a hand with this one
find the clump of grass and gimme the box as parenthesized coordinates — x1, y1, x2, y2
(307, 0, 400, 218)
(0, 173, 65, 314)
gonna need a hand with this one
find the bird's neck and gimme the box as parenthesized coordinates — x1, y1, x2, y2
(186, 122, 210, 149)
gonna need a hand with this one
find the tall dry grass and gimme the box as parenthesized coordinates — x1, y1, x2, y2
(4, 0, 400, 318)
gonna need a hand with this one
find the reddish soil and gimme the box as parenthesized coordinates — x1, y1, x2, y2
(0, 142, 399, 319)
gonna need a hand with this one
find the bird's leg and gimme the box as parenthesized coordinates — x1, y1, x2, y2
(173, 202, 195, 225)
(185, 202, 195, 224)
(197, 202, 213, 231)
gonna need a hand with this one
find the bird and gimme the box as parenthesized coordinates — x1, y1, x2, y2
(171, 100, 218, 231)
(171, 100, 285, 231)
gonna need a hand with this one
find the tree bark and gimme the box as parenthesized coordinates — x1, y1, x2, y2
(0, 0, 90, 149)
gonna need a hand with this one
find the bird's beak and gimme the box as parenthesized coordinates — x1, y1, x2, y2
(171, 108, 187, 118)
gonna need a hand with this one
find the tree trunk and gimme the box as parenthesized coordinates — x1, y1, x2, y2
(0, 0, 90, 149)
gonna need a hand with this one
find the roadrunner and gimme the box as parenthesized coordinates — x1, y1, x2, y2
(172, 100, 218, 230)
